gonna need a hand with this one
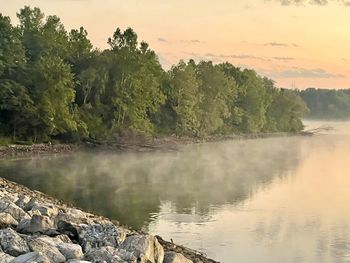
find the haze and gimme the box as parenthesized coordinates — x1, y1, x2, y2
(2, 0, 350, 89)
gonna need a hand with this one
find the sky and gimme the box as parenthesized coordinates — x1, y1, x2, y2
(1, 0, 350, 89)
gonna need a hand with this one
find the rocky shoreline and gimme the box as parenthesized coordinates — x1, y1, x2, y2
(0, 131, 311, 159)
(0, 144, 78, 159)
(0, 177, 218, 263)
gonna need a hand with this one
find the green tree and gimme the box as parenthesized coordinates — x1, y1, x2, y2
(32, 55, 78, 138)
(167, 61, 201, 136)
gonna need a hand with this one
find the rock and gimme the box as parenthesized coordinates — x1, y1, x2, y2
(0, 228, 30, 256)
(2, 193, 19, 203)
(0, 212, 18, 228)
(11, 252, 50, 263)
(27, 209, 41, 217)
(25, 199, 59, 218)
(55, 234, 73, 243)
(84, 246, 136, 263)
(15, 196, 31, 210)
(27, 236, 64, 247)
(120, 235, 164, 263)
(0, 200, 30, 222)
(57, 243, 83, 260)
(28, 237, 66, 263)
(164, 252, 193, 263)
(0, 251, 14, 263)
(54, 209, 90, 225)
(17, 215, 54, 234)
(58, 221, 127, 251)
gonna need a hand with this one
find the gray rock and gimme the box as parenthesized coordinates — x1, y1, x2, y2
(84, 246, 136, 263)
(30, 203, 58, 218)
(24, 198, 59, 218)
(57, 243, 83, 260)
(2, 193, 19, 203)
(15, 196, 31, 210)
(0, 212, 18, 228)
(0, 200, 30, 222)
(27, 209, 41, 217)
(55, 234, 73, 243)
(120, 235, 164, 263)
(0, 251, 14, 263)
(11, 252, 50, 263)
(28, 237, 66, 263)
(59, 221, 127, 251)
(163, 252, 193, 263)
(27, 236, 64, 247)
(0, 228, 30, 256)
(17, 215, 54, 234)
(54, 209, 90, 225)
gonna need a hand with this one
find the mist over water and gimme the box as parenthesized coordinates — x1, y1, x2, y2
(1, 120, 350, 262)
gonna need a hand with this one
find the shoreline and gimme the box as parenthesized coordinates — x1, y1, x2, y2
(0, 177, 218, 263)
(0, 131, 311, 159)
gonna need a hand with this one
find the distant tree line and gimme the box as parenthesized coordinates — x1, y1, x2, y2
(298, 88, 350, 119)
(0, 7, 308, 143)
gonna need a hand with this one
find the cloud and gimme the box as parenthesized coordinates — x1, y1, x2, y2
(157, 37, 167, 42)
(276, 0, 350, 6)
(266, 68, 345, 78)
(204, 53, 268, 61)
(264, 42, 300, 47)
(190, 39, 201, 43)
(273, 56, 295, 61)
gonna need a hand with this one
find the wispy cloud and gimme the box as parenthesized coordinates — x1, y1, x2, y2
(266, 68, 345, 78)
(157, 37, 167, 42)
(200, 52, 268, 61)
(264, 42, 300, 47)
(273, 56, 295, 61)
(276, 0, 350, 6)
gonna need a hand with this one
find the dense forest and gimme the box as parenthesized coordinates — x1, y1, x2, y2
(298, 88, 350, 119)
(0, 7, 308, 144)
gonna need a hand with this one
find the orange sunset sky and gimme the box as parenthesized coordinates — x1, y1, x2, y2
(1, 0, 350, 89)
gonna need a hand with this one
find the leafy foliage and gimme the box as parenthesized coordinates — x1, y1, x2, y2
(0, 7, 308, 143)
(298, 88, 350, 119)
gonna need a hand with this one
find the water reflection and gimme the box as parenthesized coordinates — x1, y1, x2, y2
(0, 136, 303, 230)
(2, 122, 350, 262)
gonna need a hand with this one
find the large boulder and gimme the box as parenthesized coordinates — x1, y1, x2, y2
(57, 243, 84, 260)
(17, 215, 54, 234)
(120, 235, 164, 263)
(11, 251, 50, 263)
(0, 212, 18, 228)
(0, 200, 30, 222)
(54, 208, 91, 225)
(28, 237, 66, 263)
(0, 228, 30, 256)
(25, 199, 59, 218)
(58, 221, 127, 251)
(84, 246, 136, 263)
(163, 252, 193, 263)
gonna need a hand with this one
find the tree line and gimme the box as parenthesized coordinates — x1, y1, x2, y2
(0, 7, 308, 144)
(298, 88, 350, 119)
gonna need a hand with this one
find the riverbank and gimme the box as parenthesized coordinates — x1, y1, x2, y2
(0, 131, 311, 158)
(0, 177, 218, 263)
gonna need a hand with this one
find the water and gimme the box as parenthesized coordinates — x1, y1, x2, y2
(1, 121, 350, 262)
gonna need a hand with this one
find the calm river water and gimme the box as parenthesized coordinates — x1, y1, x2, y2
(1, 121, 350, 263)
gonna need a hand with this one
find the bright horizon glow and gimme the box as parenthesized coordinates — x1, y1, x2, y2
(1, 0, 350, 89)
